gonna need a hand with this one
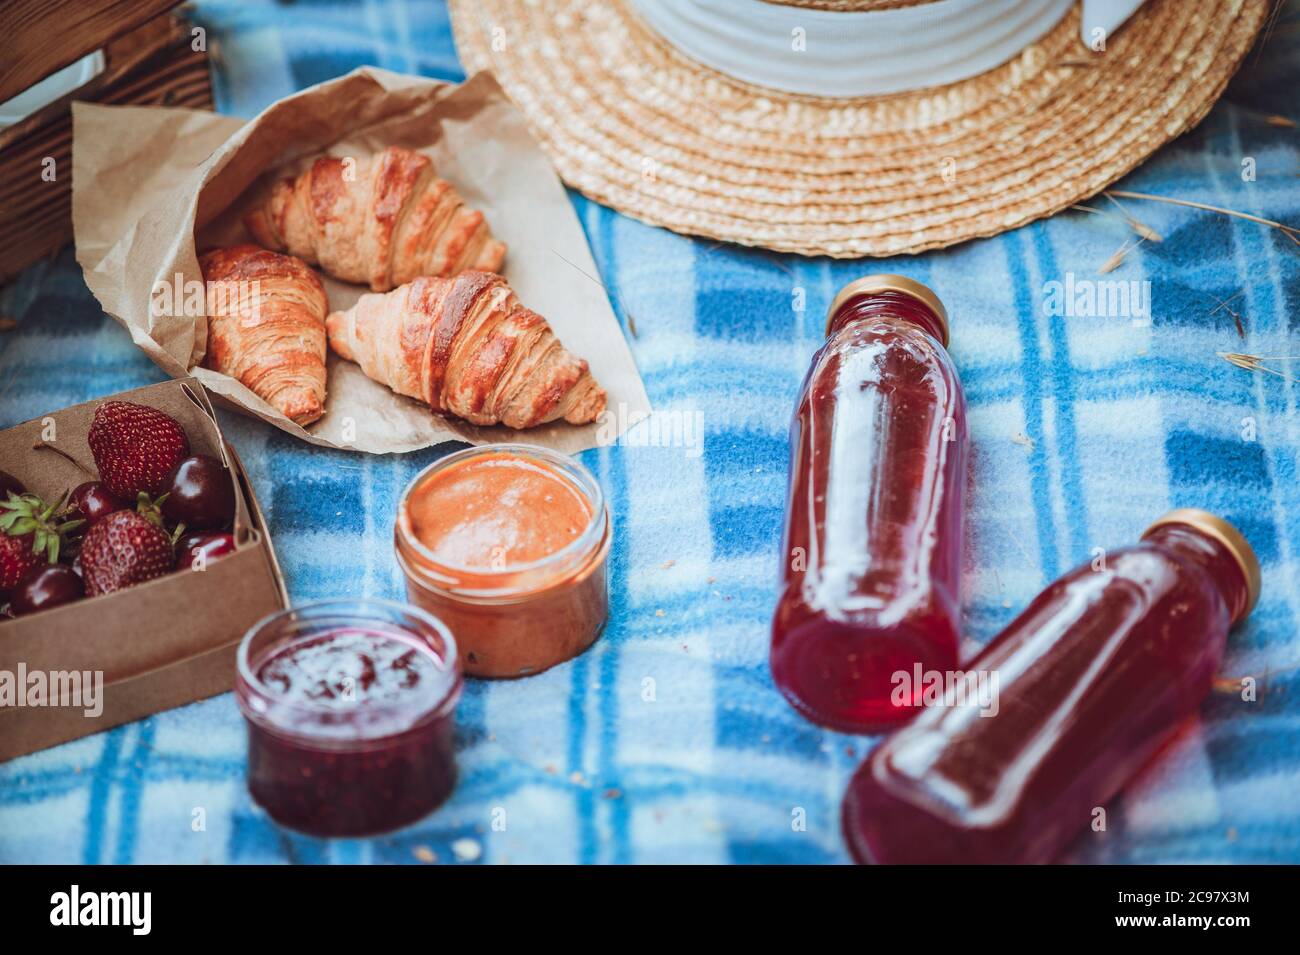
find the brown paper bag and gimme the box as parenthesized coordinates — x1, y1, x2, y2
(71, 68, 650, 454)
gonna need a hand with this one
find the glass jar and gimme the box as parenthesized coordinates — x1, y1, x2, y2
(235, 598, 462, 838)
(395, 444, 611, 678)
(771, 275, 967, 733)
(841, 509, 1260, 864)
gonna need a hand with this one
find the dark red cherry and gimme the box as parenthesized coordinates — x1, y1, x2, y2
(163, 455, 235, 530)
(10, 564, 85, 616)
(0, 470, 24, 499)
(70, 481, 127, 526)
(176, 531, 236, 570)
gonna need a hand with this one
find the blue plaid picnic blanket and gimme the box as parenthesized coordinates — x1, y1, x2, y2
(1, 0, 1298, 865)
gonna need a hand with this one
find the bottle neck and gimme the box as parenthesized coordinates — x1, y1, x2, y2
(1143, 524, 1251, 625)
(827, 291, 947, 346)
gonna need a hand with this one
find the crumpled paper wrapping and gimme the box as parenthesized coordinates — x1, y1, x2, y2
(72, 68, 649, 454)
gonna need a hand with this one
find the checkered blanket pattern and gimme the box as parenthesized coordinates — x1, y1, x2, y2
(0, 0, 1297, 863)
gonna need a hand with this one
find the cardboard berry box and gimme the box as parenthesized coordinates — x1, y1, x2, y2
(0, 378, 288, 761)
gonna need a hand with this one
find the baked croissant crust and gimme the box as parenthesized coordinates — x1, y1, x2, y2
(244, 145, 506, 292)
(201, 244, 329, 426)
(325, 271, 606, 429)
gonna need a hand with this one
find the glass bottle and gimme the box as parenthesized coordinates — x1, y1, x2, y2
(771, 275, 967, 733)
(841, 509, 1261, 864)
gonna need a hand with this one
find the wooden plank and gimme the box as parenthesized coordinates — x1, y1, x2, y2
(0, 12, 211, 282)
(0, 4, 192, 150)
(0, 0, 181, 102)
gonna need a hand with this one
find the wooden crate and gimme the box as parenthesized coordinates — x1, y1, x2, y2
(0, 1, 214, 283)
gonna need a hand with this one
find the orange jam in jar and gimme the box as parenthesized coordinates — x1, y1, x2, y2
(395, 444, 611, 678)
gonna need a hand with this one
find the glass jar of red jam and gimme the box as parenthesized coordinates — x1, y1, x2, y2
(235, 598, 462, 838)
(771, 275, 967, 733)
(842, 508, 1261, 864)
(395, 444, 611, 678)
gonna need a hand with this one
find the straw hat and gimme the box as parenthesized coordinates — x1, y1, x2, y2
(449, 0, 1269, 257)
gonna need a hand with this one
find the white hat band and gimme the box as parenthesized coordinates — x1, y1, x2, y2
(627, 0, 1145, 98)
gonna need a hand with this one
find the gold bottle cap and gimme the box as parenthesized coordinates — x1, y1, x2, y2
(1142, 508, 1262, 620)
(825, 274, 949, 346)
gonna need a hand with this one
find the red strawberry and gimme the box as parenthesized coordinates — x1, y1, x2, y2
(79, 510, 176, 596)
(0, 491, 83, 592)
(88, 401, 190, 500)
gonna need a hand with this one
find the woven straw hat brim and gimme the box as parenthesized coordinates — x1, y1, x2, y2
(450, 0, 1269, 257)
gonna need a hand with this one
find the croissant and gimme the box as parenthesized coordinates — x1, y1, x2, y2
(244, 145, 506, 292)
(325, 271, 606, 429)
(200, 244, 329, 426)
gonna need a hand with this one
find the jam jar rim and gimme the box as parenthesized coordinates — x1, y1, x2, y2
(395, 443, 610, 600)
(235, 597, 462, 746)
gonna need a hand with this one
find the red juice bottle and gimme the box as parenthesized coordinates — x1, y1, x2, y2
(841, 509, 1261, 864)
(771, 275, 967, 733)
